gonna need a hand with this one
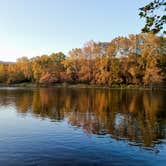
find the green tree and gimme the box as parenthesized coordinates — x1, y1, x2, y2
(139, 0, 166, 34)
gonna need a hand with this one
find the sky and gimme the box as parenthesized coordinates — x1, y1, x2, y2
(0, 0, 151, 61)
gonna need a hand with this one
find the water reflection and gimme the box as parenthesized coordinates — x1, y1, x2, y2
(0, 88, 165, 149)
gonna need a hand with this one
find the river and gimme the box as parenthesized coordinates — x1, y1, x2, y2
(0, 87, 165, 166)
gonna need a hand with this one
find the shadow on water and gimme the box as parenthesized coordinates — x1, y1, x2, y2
(0, 87, 166, 151)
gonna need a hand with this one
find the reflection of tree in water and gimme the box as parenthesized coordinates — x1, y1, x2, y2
(0, 88, 165, 148)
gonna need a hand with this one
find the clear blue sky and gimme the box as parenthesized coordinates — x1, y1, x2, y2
(0, 0, 151, 61)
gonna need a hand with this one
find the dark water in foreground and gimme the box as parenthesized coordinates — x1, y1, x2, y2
(0, 87, 166, 166)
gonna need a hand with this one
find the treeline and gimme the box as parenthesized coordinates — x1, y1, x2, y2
(0, 33, 166, 87)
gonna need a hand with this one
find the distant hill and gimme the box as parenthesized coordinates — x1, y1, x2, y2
(0, 61, 15, 64)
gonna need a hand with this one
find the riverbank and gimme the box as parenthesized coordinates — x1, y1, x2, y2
(0, 82, 165, 90)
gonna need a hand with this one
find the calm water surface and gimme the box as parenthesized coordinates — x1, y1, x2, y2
(0, 87, 166, 166)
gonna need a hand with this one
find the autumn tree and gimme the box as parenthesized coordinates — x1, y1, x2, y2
(63, 49, 82, 82)
(0, 64, 6, 83)
(16, 57, 32, 81)
(82, 40, 99, 83)
(7, 64, 25, 84)
(32, 56, 46, 84)
(32, 52, 66, 84)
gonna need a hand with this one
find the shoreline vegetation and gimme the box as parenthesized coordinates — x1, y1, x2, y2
(0, 82, 165, 91)
(0, 33, 166, 90)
